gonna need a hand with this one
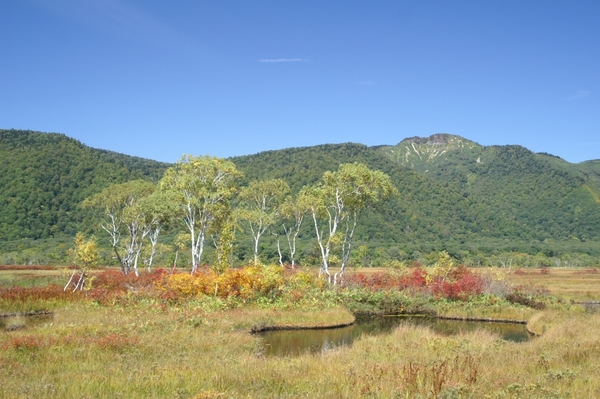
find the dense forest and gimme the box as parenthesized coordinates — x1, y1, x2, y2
(379, 135, 600, 242)
(0, 130, 168, 253)
(1, 129, 599, 267)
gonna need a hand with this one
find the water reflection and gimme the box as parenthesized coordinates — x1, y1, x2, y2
(0, 313, 53, 332)
(260, 315, 530, 356)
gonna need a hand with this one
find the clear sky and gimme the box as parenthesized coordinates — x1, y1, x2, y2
(1, 1, 599, 163)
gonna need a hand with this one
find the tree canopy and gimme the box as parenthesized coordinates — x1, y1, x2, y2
(160, 155, 242, 272)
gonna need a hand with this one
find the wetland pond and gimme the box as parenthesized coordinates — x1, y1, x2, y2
(260, 315, 530, 356)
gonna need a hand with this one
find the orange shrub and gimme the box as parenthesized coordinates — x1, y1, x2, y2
(159, 264, 285, 300)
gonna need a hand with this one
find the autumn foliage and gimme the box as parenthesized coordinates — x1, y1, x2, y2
(344, 264, 486, 301)
(0, 269, 169, 307)
(160, 264, 285, 300)
(0, 284, 79, 303)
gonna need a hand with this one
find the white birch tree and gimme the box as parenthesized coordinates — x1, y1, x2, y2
(136, 191, 178, 271)
(304, 163, 397, 282)
(82, 180, 156, 274)
(238, 179, 290, 263)
(160, 155, 241, 273)
(278, 194, 310, 267)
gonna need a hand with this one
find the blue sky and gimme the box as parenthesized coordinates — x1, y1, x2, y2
(1, 1, 599, 163)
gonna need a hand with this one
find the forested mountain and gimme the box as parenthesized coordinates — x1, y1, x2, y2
(377, 134, 600, 242)
(231, 140, 600, 264)
(232, 143, 533, 246)
(0, 130, 169, 242)
(1, 129, 599, 265)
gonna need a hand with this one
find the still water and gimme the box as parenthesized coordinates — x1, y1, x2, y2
(260, 315, 530, 356)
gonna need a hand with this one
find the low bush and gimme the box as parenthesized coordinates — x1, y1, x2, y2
(505, 284, 551, 310)
(0, 285, 81, 313)
(343, 265, 488, 302)
(159, 264, 285, 301)
(339, 288, 435, 315)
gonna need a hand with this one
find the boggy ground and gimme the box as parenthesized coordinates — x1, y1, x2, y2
(2, 302, 599, 398)
(1, 265, 600, 398)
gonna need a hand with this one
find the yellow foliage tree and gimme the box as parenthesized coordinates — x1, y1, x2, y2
(426, 251, 455, 285)
(65, 233, 98, 291)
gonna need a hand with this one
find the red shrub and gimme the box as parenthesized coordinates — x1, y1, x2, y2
(429, 267, 485, 301)
(92, 269, 168, 292)
(344, 273, 369, 288)
(1, 335, 49, 350)
(344, 273, 402, 290)
(399, 268, 428, 289)
(0, 284, 81, 303)
(92, 333, 139, 351)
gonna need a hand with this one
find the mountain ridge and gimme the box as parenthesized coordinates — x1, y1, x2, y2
(1, 129, 599, 265)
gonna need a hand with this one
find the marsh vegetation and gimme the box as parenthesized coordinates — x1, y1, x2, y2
(1, 263, 600, 398)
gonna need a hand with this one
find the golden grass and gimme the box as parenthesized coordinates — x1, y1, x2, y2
(508, 268, 600, 301)
(435, 301, 538, 322)
(2, 265, 600, 397)
(1, 300, 600, 398)
(0, 269, 65, 288)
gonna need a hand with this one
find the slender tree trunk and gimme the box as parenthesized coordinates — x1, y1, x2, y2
(253, 230, 260, 264)
(283, 222, 301, 268)
(147, 226, 160, 271)
(113, 246, 125, 274)
(339, 212, 359, 279)
(194, 229, 206, 273)
(73, 270, 85, 292)
(274, 233, 283, 267)
(64, 270, 77, 291)
(172, 249, 178, 274)
(311, 211, 331, 279)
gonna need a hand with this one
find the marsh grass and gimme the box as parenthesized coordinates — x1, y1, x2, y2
(2, 300, 600, 398)
(0, 268, 65, 288)
(434, 296, 540, 321)
(2, 266, 600, 397)
(508, 267, 600, 301)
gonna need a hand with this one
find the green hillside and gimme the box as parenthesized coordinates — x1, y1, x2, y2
(0, 129, 169, 242)
(1, 129, 599, 266)
(233, 143, 479, 243)
(378, 134, 600, 242)
(231, 143, 544, 261)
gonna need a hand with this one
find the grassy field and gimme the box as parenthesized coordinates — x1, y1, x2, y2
(0, 268, 64, 288)
(346, 266, 600, 301)
(507, 267, 600, 302)
(1, 266, 600, 398)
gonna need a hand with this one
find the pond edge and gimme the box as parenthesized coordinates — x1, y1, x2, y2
(0, 310, 53, 318)
(251, 318, 356, 333)
(251, 313, 535, 334)
(436, 315, 528, 324)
